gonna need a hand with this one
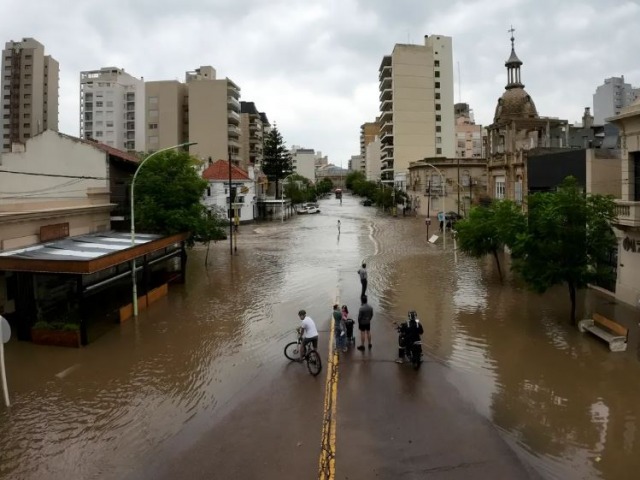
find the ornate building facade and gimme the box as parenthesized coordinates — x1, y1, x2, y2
(486, 34, 569, 203)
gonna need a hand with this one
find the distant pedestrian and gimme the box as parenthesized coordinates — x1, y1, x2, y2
(332, 304, 347, 353)
(357, 262, 368, 298)
(337, 219, 341, 234)
(357, 295, 373, 351)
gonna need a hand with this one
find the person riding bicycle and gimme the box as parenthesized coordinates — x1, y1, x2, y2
(396, 310, 424, 364)
(298, 309, 319, 361)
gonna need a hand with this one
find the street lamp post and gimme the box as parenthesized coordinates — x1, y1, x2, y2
(422, 163, 446, 250)
(130, 142, 197, 318)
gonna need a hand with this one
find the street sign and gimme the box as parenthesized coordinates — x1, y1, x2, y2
(1, 316, 9, 344)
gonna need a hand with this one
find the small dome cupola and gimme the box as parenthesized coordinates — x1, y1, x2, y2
(505, 26, 524, 90)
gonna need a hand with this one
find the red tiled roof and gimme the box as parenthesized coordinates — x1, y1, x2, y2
(202, 160, 251, 181)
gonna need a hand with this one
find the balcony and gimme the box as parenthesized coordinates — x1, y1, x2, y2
(228, 110, 240, 124)
(425, 185, 447, 196)
(614, 200, 640, 229)
(380, 119, 393, 133)
(228, 138, 240, 149)
(228, 125, 240, 137)
(380, 98, 393, 112)
(379, 87, 392, 102)
(378, 64, 392, 81)
(380, 76, 391, 91)
(380, 129, 393, 144)
(227, 96, 240, 111)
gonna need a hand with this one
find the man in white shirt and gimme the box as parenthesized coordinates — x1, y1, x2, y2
(298, 309, 318, 361)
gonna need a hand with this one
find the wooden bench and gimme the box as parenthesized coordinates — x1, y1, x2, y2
(578, 313, 628, 352)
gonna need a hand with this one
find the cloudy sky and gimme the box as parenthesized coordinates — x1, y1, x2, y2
(3, 0, 639, 166)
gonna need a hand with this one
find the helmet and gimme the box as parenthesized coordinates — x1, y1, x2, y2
(298, 309, 306, 317)
(408, 310, 417, 321)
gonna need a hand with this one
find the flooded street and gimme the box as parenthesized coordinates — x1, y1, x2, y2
(1, 194, 640, 479)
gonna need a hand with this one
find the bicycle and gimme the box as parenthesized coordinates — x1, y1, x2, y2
(284, 331, 322, 376)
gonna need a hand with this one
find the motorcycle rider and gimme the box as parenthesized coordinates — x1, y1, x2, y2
(395, 310, 424, 364)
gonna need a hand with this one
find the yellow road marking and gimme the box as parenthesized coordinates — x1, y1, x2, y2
(318, 293, 340, 479)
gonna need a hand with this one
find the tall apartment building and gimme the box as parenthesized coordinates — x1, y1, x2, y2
(79, 67, 145, 151)
(360, 121, 380, 157)
(239, 101, 264, 171)
(144, 80, 188, 151)
(1, 38, 59, 152)
(454, 103, 483, 158)
(365, 136, 382, 182)
(593, 76, 639, 125)
(187, 66, 241, 164)
(144, 66, 242, 163)
(289, 146, 319, 181)
(378, 34, 455, 187)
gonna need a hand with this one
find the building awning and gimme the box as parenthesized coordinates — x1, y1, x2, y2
(0, 231, 188, 274)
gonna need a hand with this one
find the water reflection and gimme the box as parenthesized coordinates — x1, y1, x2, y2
(2, 198, 640, 479)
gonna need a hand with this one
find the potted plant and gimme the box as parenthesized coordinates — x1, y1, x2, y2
(31, 319, 81, 348)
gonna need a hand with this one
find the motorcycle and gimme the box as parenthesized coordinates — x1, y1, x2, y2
(395, 321, 423, 370)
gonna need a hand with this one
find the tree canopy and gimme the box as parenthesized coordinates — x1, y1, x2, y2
(511, 177, 617, 323)
(261, 125, 293, 198)
(456, 177, 617, 323)
(133, 150, 226, 246)
(456, 199, 526, 280)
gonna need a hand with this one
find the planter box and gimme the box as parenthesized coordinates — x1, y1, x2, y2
(31, 328, 81, 348)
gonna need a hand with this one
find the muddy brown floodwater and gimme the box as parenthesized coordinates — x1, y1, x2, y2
(1, 194, 639, 480)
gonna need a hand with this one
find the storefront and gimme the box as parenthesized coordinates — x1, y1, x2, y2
(0, 231, 188, 345)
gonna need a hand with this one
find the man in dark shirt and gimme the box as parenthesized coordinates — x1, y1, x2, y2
(357, 295, 373, 351)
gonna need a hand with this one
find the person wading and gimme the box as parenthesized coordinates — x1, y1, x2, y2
(357, 262, 368, 298)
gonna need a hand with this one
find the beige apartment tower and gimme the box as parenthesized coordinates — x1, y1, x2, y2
(378, 35, 454, 187)
(144, 80, 188, 151)
(187, 66, 241, 164)
(1, 38, 59, 152)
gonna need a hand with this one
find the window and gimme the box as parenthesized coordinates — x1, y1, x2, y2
(96, 101, 103, 107)
(435, 92, 440, 100)
(23, 93, 31, 99)
(436, 126, 441, 132)
(106, 101, 113, 107)
(457, 140, 464, 148)
(435, 81, 440, 88)
(515, 179, 523, 204)
(435, 104, 441, 111)
(436, 148, 442, 154)
(495, 176, 506, 199)
(95, 131, 103, 137)
(436, 115, 441, 121)
(148, 135, 158, 145)
(95, 121, 103, 127)
(23, 122, 30, 128)
(149, 123, 158, 129)
(148, 96, 158, 106)
(435, 71, 440, 78)
(149, 109, 158, 119)
(436, 137, 442, 144)
(434, 60, 440, 67)
(106, 120, 113, 127)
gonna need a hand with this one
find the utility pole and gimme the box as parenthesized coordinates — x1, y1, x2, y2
(457, 157, 461, 216)
(228, 147, 233, 256)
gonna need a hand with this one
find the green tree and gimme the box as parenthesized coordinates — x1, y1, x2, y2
(283, 174, 313, 204)
(511, 177, 617, 324)
(262, 125, 293, 198)
(345, 171, 366, 190)
(456, 200, 526, 280)
(315, 178, 334, 197)
(134, 150, 226, 247)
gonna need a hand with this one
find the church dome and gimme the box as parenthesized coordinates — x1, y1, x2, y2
(494, 87, 538, 123)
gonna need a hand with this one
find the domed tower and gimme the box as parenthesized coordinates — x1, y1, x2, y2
(493, 30, 538, 123)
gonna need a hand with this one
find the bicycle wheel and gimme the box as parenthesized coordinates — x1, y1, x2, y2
(284, 342, 300, 361)
(306, 350, 322, 376)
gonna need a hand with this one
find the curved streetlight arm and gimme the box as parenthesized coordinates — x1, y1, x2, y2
(130, 141, 197, 317)
(422, 162, 446, 250)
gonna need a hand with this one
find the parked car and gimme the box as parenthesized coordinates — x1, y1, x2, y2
(362, 199, 373, 206)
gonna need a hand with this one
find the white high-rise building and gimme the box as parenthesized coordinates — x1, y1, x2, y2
(378, 34, 455, 188)
(593, 76, 638, 125)
(79, 67, 145, 151)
